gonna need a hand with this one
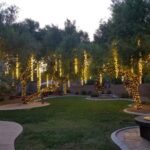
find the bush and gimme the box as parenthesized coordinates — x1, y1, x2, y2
(101, 90, 105, 94)
(0, 97, 4, 101)
(81, 91, 87, 95)
(106, 90, 112, 94)
(143, 74, 150, 83)
(111, 78, 122, 84)
(91, 92, 99, 97)
(75, 92, 79, 95)
(67, 89, 71, 93)
(120, 93, 131, 98)
(87, 91, 92, 95)
(86, 79, 95, 85)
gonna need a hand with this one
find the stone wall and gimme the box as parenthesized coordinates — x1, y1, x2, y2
(70, 84, 150, 98)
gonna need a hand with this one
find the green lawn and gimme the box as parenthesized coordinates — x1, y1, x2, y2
(0, 97, 136, 150)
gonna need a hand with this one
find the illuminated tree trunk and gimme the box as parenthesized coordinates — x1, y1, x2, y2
(16, 55, 20, 79)
(21, 79, 27, 97)
(59, 57, 62, 77)
(63, 82, 67, 95)
(121, 70, 142, 109)
(113, 48, 118, 78)
(67, 78, 70, 88)
(83, 50, 91, 84)
(130, 57, 134, 73)
(138, 53, 143, 84)
(81, 76, 84, 86)
(46, 74, 49, 88)
(30, 55, 34, 81)
(74, 57, 78, 74)
(37, 63, 41, 92)
(54, 55, 58, 72)
(99, 73, 103, 85)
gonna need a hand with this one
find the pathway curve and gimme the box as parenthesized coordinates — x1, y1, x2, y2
(0, 101, 49, 111)
(0, 121, 23, 150)
(111, 126, 150, 150)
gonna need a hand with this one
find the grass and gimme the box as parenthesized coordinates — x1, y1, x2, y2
(0, 96, 136, 150)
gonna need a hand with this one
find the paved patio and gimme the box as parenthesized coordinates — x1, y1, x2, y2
(111, 126, 150, 150)
(0, 121, 23, 150)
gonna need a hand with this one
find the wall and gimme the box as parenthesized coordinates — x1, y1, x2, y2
(70, 84, 150, 98)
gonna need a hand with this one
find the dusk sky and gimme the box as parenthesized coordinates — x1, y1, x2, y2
(4, 0, 112, 40)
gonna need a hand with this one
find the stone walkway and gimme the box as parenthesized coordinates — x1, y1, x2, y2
(123, 108, 150, 116)
(0, 101, 49, 110)
(0, 121, 23, 150)
(111, 126, 150, 150)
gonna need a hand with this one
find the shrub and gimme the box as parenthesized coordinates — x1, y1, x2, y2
(86, 79, 95, 85)
(75, 92, 79, 95)
(101, 90, 105, 94)
(91, 92, 99, 97)
(120, 93, 131, 98)
(0, 97, 4, 101)
(87, 91, 92, 95)
(107, 90, 112, 94)
(81, 91, 87, 95)
(67, 89, 71, 93)
(112, 78, 122, 84)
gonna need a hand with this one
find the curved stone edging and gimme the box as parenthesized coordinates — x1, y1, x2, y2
(0, 121, 23, 150)
(0, 102, 50, 111)
(123, 108, 150, 116)
(35, 94, 86, 102)
(111, 126, 138, 150)
(86, 96, 132, 101)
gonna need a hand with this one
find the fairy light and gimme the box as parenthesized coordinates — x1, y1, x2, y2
(68, 79, 70, 88)
(16, 55, 20, 79)
(37, 63, 41, 92)
(130, 57, 134, 73)
(74, 57, 78, 74)
(122, 70, 142, 109)
(4, 55, 9, 75)
(83, 50, 89, 84)
(99, 73, 103, 85)
(59, 56, 62, 77)
(81, 77, 84, 86)
(4, 62, 9, 75)
(20, 73, 27, 97)
(113, 48, 118, 78)
(12, 70, 15, 79)
(30, 55, 34, 81)
(103, 64, 142, 109)
(46, 74, 49, 88)
(54, 55, 58, 72)
(138, 52, 143, 84)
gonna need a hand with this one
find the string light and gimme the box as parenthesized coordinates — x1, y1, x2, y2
(68, 79, 70, 88)
(59, 56, 62, 77)
(46, 74, 49, 88)
(30, 55, 34, 81)
(81, 77, 84, 86)
(99, 73, 103, 85)
(37, 63, 41, 92)
(74, 57, 78, 74)
(113, 48, 119, 78)
(130, 57, 134, 73)
(83, 50, 90, 84)
(138, 52, 143, 84)
(102, 64, 142, 109)
(16, 55, 20, 79)
(54, 55, 58, 72)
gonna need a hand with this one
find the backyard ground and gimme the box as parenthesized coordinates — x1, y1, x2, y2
(0, 96, 136, 150)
